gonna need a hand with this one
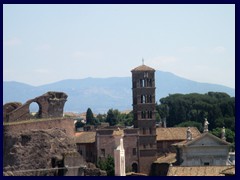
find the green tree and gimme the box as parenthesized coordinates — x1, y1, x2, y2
(96, 113, 106, 123)
(156, 92, 235, 131)
(106, 109, 118, 126)
(86, 108, 95, 125)
(175, 121, 203, 132)
(97, 155, 115, 176)
(211, 127, 235, 144)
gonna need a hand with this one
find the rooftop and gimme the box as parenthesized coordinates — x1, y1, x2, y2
(154, 153, 176, 164)
(172, 132, 231, 147)
(131, 64, 155, 72)
(156, 127, 201, 141)
(220, 166, 235, 175)
(167, 166, 234, 176)
(75, 132, 96, 143)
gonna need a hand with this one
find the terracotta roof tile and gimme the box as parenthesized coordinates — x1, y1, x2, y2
(131, 65, 155, 72)
(220, 166, 235, 175)
(156, 127, 201, 141)
(167, 166, 233, 176)
(155, 153, 176, 164)
(75, 132, 96, 143)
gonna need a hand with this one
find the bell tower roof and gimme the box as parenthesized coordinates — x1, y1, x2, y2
(131, 64, 155, 72)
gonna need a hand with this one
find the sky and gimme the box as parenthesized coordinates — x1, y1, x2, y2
(3, 4, 235, 88)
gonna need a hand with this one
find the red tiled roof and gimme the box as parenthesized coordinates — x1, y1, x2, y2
(220, 166, 235, 175)
(167, 166, 233, 176)
(75, 132, 96, 143)
(155, 153, 176, 164)
(156, 127, 201, 141)
(131, 65, 155, 72)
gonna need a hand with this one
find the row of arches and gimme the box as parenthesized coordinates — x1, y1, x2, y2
(141, 111, 153, 119)
(140, 95, 152, 104)
(132, 78, 154, 88)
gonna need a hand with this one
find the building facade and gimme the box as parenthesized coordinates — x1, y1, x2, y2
(173, 132, 231, 166)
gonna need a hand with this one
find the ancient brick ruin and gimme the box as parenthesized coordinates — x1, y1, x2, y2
(3, 91, 68, 123)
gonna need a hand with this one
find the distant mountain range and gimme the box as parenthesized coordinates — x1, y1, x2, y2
(3, 71, 235, 113)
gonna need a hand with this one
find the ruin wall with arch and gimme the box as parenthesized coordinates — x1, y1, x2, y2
(3, 91, 68, 123)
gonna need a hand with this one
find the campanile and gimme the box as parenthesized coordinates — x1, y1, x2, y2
(131, 63, 157, 174)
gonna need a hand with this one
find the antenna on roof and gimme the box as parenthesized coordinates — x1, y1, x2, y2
(142, 58, 144, 65)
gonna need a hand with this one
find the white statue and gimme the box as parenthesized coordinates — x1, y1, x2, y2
(221, 127, 226, 141)
(203, 118, 209, 133)
(186, 127, 192, 141)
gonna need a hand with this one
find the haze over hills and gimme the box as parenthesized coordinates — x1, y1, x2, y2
(3, 71, 235, 113)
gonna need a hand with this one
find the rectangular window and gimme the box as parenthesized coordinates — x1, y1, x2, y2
(204, 162, 210, 166)
(132, 148, 137, 156)
(141, 111, 146, 119)
(149, 95, 152, 103)
(139, 79, 143, 87)
(149, 79, 152, 87)
(143, 128, 146, 135)
(143, 95, 146, 103)
(144, 72, 148, 78)
(145, 79, 148, 87)
(150, 111, 152, 119)
(149, 128, 152, 134)
(101, 149, 105, 157)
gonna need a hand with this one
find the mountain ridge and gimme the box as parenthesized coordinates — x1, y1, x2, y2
(3, 70, 235, 113)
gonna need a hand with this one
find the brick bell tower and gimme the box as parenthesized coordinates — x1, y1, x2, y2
(131, 61, 157, 174)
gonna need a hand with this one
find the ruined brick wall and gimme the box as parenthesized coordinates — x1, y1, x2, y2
(64, 152, 87, 176)
(3, 91, 67, 123)
(4, 118, 75, 136)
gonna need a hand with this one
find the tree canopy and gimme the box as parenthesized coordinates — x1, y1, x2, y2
(156, 92, 235, 131)
(96, 155, 115, 176)
(86, 108, 98, 125)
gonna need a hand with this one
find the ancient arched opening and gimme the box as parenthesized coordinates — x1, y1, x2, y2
(132, 162, 138, 173)
(29, 102, 42, 118)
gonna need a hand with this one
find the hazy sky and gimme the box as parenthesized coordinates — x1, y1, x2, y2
(3, 4, 235, 88)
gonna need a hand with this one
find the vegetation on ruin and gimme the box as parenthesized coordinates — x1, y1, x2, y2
(96, 155, 115, 176)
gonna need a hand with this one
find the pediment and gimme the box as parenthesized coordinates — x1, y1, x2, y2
(187, 133, 230, 146)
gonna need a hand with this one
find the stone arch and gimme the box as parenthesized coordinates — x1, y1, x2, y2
(29, 101, 42, 118)
(132, 162, 138, 173)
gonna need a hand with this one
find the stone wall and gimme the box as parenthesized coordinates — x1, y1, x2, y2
(3, 91, 67, 122)
(123, 129, 139, 173)
(4, 118, 75, 136)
